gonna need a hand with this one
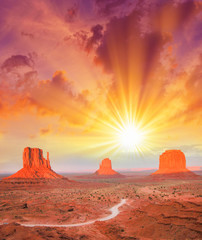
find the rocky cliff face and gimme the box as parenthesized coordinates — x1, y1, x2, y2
(95, 158, 119, 175)
(153, 150, 190, 174)
(159, 150, 186, 170)
(23, 147, 51, 169)
(4, 147, 63, 179)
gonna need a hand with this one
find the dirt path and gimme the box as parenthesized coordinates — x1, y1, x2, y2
(1, 199, 127, 228)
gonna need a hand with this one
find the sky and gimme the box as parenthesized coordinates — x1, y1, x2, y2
(0, 0, 202, 173)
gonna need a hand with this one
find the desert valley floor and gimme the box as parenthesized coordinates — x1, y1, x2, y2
(0, 173, 202, 240)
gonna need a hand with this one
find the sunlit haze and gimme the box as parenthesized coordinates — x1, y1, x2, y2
(118, 125, 145, 152)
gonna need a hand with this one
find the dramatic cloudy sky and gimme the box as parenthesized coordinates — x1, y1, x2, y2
(0, 0, 201, 173)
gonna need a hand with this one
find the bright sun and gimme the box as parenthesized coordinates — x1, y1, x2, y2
(118, 125, 144, 151)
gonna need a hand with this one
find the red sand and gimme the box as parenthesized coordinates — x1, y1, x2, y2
(0, 175, 201, 240)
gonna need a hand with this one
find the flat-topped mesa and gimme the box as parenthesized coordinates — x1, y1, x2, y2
(4, 147, 64, 179)
(95, 158, 119, 175)
(23, 147, 51, 169)
(159, 150, 186, 170)
(153, 150, 190, 174)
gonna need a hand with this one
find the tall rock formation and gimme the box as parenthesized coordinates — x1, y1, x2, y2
(158, 150, 186, 173)
(95, 158, 121, 176)
(152, 150, 196, 177)
(4, 147, 64, 179)
(23, 147, 51, 169)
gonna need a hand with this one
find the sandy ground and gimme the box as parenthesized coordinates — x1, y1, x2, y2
(0, 175, 202, 239)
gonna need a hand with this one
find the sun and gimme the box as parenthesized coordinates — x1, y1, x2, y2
(118, 125, 144, 152)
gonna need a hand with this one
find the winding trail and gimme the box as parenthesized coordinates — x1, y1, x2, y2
(5, 199, 126, 228)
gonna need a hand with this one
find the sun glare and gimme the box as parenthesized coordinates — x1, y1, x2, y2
(118, 125, 144, 152)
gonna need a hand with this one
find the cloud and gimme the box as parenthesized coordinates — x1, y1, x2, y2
(95, 0, 199, 72)
(0, 63, 100, 129)
(64, 30, 89, 50)
(94, 7, 171, 116)
(51, 70, 73, 89)
(138, 0, 197, 35)
(95, 0, 136, 17)
(0, 54, 38, 93)
(179, 144, 202, 153)
(85, 24, 103, 53)
(96, 12, 168, 74)
(1, 55, 34, 71)
(29, 134, 36, 139)
(26, 71, 90, 122)
(65, 24, 104, 53)
(40, 127, 51, 136)
(21, 31, 34, 39)
(65, 5, 78, 23)
(162, 52, 202, 125)
(179, 55, 202, 123)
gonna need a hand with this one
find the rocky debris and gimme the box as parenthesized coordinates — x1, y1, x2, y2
(0, 222, 86, 240)
(152, 150, 197, 177)
(95, 158, 121, 176)
(3, 147, 64, 179)
(122, 199, 202, 240)
(22, 203, 28, 209)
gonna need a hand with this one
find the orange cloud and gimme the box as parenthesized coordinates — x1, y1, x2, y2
(40, 127, 51, 136)
(0, 65, 104, 131)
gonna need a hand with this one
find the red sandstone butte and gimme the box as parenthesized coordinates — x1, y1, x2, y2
(95, 158, 120, 175)
(153, 150, 194, 175)
(4, 147, 64, 179)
